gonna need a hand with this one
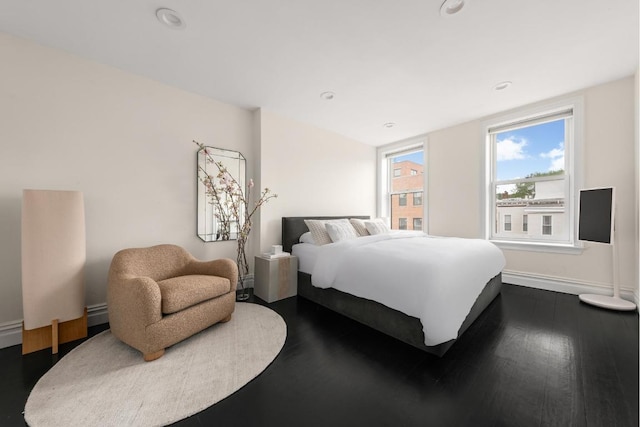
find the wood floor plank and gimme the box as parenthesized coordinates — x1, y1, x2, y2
(575, 301, 638, 427)
(540, 292, 585, 427)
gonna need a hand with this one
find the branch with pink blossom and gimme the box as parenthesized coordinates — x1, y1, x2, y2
(195, 140, 277, 296)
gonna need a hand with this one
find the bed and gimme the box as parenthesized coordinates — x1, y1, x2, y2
(282, 216, 505, 357)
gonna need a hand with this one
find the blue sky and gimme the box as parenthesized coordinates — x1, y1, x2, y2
(496, 119, 565, 181)
(393, 151, 423, 165)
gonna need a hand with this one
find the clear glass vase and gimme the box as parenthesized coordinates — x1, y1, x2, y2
(236, 236, 250, 301)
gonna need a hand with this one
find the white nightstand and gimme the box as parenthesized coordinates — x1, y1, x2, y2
(254, 255, 298, 303)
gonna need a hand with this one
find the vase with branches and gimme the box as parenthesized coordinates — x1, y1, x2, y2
(195, 140, 277, 300)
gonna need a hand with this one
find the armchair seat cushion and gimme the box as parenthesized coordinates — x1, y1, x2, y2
(157, 275, 232, 314)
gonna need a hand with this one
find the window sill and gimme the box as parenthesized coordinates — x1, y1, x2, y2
(491, 239, 584, 255)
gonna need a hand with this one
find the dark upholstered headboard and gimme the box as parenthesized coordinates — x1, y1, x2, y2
(281, 216, 370, 253)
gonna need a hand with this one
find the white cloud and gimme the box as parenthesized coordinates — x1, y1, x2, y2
(496, 137, 527, 161)
(549, 156, 564, 171)
(540, 142, 564, 171)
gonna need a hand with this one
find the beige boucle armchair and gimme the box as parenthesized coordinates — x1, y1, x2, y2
(107, 244, 236, 361)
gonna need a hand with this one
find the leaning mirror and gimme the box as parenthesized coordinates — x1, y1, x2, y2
(197, 146, 246, 242)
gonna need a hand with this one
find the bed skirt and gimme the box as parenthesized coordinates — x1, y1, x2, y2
(297, 271, 502, 357)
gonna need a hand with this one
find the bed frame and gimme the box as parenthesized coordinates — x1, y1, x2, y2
(282, 216, 502, 357)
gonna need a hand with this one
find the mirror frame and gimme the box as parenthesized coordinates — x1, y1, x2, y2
(196, 146, 246, 242)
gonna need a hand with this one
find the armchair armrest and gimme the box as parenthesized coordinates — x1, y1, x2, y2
(107, 275, 163, 330)
(186, 258, 238, 290)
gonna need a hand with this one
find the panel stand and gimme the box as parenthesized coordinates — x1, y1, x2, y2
(578, 293, 636, 311)
(579, 232, 636, 311)
(22, 307, 88, 355)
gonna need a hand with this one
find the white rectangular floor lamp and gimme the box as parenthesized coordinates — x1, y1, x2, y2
(21, 189, 88, 354)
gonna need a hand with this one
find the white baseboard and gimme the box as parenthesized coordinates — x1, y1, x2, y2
(88, 303, 109, 326)
(0, 303, 109, 350)
(502, 270, 639, 306)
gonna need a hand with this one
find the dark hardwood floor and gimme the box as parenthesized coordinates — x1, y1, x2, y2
(1, 284, 637, 427)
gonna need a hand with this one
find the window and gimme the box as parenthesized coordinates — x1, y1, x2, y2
(413, 218, 422, 230)
(379, 141, 426, 231)
(485, 97, 582, 249)
(542, 215, 552, 235)
(399, 218, 407, 230)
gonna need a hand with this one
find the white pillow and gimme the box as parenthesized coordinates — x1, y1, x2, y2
(304, 219, 356, 245)
(304, 219, 332, 245)
(299, 231, 315, 244)
(349, 218, 370, 236)
(326, 221, 359, 242)
(364, 218, 391, 235)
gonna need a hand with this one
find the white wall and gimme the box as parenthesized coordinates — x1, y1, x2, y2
(0, 33, 254, 326)
(428, 120, 485, 238)
(428, 77, 638, 297)
(256, 109, 377, 254)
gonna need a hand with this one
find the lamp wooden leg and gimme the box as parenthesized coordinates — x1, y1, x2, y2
(22, 308, 88, 355)
(51, 319, 59, 354)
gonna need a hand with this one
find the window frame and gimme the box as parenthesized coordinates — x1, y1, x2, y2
(377, 137, 427, 232)
(483, 97, 584, 254)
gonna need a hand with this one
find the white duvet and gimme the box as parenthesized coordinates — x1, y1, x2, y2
(311, 232, 506, 346)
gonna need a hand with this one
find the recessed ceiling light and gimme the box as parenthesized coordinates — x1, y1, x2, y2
(383, 122, 396, 129)
(494, 81, 513, 91)
(320, 91, 335, 100)
(440, 0, 465, 16)
(156, 8, 186, 29)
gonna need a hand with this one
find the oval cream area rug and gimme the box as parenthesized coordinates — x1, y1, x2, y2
(24, 303, 286, 427)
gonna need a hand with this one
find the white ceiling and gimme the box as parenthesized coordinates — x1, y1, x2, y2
(0, 0, 638, 146)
